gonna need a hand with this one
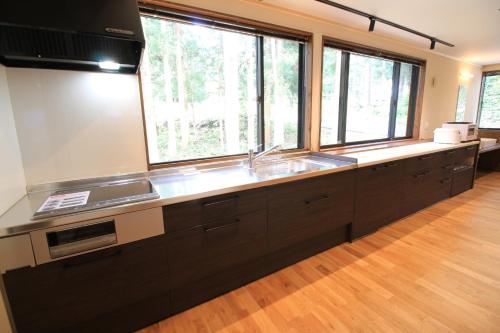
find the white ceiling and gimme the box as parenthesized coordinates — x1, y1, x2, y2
(258, 0, 500, 65)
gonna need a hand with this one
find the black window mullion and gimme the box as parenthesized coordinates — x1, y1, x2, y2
(256, 36, 265, 152)
(297, 43, 306, 149)
(337, 52, 350, 144)
(388, 62, 401, 139)
(406, 65, 420, 137)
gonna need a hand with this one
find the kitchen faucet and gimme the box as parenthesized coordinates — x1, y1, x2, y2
(248, 145, 282, 169)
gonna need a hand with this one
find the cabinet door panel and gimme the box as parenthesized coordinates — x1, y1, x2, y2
(268, 171, 355, 251)
(3, 236, 170, 333)
(452, 168, 475, 196)
(352, 162, 403, 239)
(168, 209, 267, 287)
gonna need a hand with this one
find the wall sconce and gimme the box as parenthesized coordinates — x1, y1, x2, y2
(459, 71, 474, 81)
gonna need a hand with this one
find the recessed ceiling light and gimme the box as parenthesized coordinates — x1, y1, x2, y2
(98, 61, 121, 71)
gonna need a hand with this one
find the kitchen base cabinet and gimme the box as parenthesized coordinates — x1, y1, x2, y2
(451, 167, 475, 196)
(268, 171, 355, 251)
(2, 235, 170, 333)
(352, 161, 403, 239)
(401, 151, 454, 216)
(167, 209, 268, 289)
(452, 145, 478, 196)
(170, 225, 349, 315)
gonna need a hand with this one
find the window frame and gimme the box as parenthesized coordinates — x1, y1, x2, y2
(319, 37, 425, 149)
(477, 70, 500, 130)
(138, 3, 311, 168)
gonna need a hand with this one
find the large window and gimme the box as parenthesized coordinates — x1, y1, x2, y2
(140, 10, 307, 164)
(321, 42, 421, 147)
(478, 72, 500, 129)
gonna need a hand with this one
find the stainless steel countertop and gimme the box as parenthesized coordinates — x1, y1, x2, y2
(0, 141, 479, 238)
(0, 152, 355, 238)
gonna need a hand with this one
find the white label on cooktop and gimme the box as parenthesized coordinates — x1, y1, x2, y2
(37, 191, 91, 212)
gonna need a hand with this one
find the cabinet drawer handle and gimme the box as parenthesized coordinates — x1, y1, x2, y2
(386, 163, 397, 168)
(202, 195, 239, 207)
(442, 164, 454, 170)
(414, 170, 430, 178)
(444, 150, 456, 155)
(440, 178, 452, 184)
(63, 248, 122, 269)
(304, 194, 329, 205)
(466, 146, 475, 150)
(203, 219, 240, 233)
(371, 165, 386, 172)
(418, 155, 433, 161)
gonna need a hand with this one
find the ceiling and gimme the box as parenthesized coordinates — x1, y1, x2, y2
(256, 0, 500, 65)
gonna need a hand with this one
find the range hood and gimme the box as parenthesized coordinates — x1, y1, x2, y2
(0, 0, 145, 74)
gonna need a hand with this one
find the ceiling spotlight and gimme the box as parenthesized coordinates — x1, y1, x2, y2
(98, 61, 121, 71)
(368, 17, 376, 32)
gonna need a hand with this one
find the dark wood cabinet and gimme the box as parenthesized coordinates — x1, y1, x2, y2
(451, 145, 478, 196)
(163, 188, 266, 232)
(401, 150, 455, 216)
(167, 209, 268, 288)
(2, 235, 170, 333)
(352, 161, 403, 239)
(267, 170, 355, 251)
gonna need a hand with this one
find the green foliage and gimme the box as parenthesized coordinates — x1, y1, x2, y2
(141, 16, 301, 162)
(480, 75, 500, 128)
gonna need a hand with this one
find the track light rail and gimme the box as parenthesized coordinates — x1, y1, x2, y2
(315, 0, 454, 49)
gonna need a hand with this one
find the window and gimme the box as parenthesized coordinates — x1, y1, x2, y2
(139, 10, 307, 164)
(455, 85, 467, 122)
(320, 41, 421, 147)
(478, 72, 500, 129)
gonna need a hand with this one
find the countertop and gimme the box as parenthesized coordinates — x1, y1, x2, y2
(0, 154, 355, 238)
(338, 141, 479, 168)
(0, 141, 479, 238)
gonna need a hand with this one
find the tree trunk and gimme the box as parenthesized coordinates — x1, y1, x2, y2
(332, 50, 342, 138)
(140, 35, 160, 162)
(246, 47, 256, 150)
(271, 38, 285, 147)
(162, 21, 177, 158)
(175, 25, 190, 148)
(222, 32, 240, 153)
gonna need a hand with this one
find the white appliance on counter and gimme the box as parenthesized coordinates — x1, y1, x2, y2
(434, 128, 461, 144)
(442, 122, 478, 142)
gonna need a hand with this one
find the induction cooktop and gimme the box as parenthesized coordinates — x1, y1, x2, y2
(33, 179, 159, 220)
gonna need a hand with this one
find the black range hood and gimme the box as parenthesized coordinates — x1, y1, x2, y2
(0, 0, 145, 74)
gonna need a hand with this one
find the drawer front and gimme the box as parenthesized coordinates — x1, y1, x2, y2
(405, 154, 438, 174)
(401, 169, 451, 215)
(4, 235, 170, 333)
(353, 162, 403, 238)
(168, 209, 267, 287)
(451, 168, 475, 196)
(434, 149, 457, 168)
(455, 145, 478, 169)
(164, 188, 266, 232)
(268, 171, 355, 251)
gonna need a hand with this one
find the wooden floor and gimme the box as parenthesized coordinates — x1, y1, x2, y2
(139, 172, 500, 333)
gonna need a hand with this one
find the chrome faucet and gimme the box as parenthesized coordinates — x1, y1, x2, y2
(248, 145, 282, 169)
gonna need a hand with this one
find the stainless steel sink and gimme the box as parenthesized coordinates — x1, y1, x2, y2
(249, 157, 331, 178)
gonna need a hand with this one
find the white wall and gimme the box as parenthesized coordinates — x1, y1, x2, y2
(0, 64, 20, 333)
(6, 68, 148, 186)
(0, 65, 26, 215)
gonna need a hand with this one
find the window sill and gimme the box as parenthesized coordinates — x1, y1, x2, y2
(148, 148, 310, 170)
(319, 138, 431, 155)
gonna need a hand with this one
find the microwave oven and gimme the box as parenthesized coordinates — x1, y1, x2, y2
(442, 122, 478, 142)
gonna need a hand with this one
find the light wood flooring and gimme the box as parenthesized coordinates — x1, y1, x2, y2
(140, 172, 500, 333)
